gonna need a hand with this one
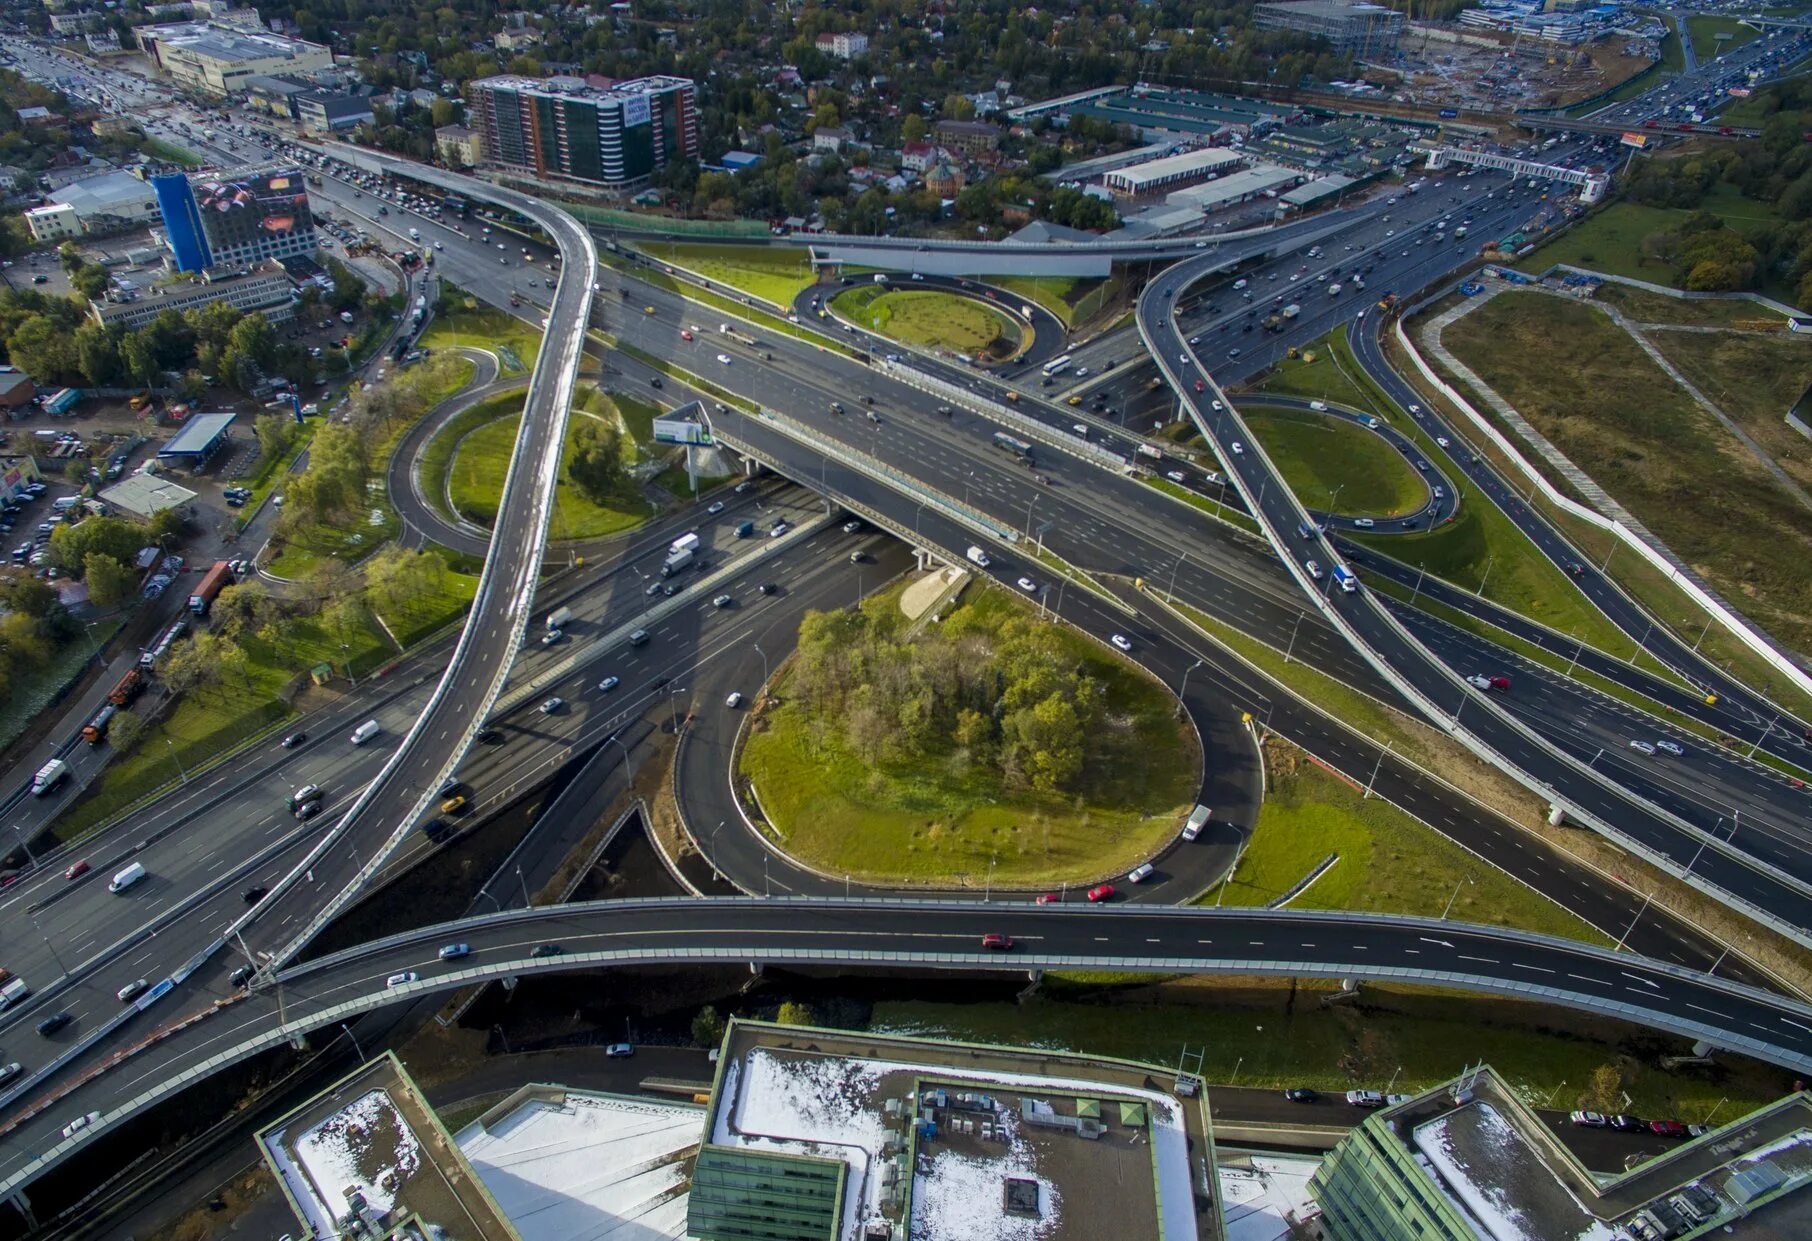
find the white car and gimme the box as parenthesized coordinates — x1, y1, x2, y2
(385, 971, 418, 988)
(726, 691, 744, 708)
(1436, 436, 1450, 448)
(1111, 634, 1133, 652)
(1354, 517, 1376, 528)
(1230, 442, 1245, 455)
(708, 501, 725, 514)
(60, 1112, 101, 1139)
(1628, 739, 1657, 756)
(540, 696, 565, 714)
(1166, 470, 1187, 483)
(1016, 576, 1037, 593)
(1656, 739, 1685, 756)
(1305, 560, 1323, 579)
(598, 676, 619, 692)
(713, 594, 733, 608)
(716, 353, 732, 365)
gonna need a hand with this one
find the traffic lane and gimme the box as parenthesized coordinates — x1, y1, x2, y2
(1128, 584, 1774, 986)
(1142, 264, 1812, 936)
(1347, 316, 1809, 743)
(674, 536, 924, 898)
(1396, 606, 1812, 860)
(15, 900, 1812, 1190)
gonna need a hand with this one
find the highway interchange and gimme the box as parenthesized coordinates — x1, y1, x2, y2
(1, 25, 1811, 1210)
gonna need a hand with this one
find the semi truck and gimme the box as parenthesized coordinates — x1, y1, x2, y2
(661, 547, 694, 577)
(139, 620, 187, 669)
(107, 668, 144, 706)
(188, 559, 232, 616)
(719, 324, 758, 348)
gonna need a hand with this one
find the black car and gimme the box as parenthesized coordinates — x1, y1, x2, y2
(530, 943, 563, 958)
(242, 885, 268, 905)
(758, 582, 777, 596)
(293, 800, 322, 821)
(281, 731, 306, 748)
(649, 377, 663, 388)
(420, 818, 453, 843)
(1609, 1114, 1646, 1132)
(1283, 1088, 1320, 1103)
(476, 728, 503, 745)
(35, 1012, 71, 1037)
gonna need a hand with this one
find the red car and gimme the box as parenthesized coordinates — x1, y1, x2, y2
(981, 933, 1014, 950)
(1087, 883, 1116, 903)
(1487, 675, 1511, 690)
(1035, 893, 1059, 905)
(64, 860, 90, 880)
(1193, 379, 1206, 392)
(680, 329, 694, 341)
(1649, 1120, 1689, 1139)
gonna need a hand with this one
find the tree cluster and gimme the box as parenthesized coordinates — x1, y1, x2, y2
(787, 604, 1105, 793)
(0, 570, 71, 704)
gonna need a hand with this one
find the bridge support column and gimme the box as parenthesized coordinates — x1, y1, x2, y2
(1321, 979, 1362, 1007)
(8, 1189, 36, 1231)
(1425, 148, 1450, 171)
(1017, 970, 1044, 1002)
(740, 456, 762, 478)
(913, 546, 932, 571)
(1546, 803, 1570, 827)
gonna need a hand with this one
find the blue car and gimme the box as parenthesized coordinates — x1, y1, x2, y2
(438, 943, 470, 961)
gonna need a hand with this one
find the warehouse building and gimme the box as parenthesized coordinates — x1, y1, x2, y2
(1102, 147, 1244, 197)
(1165, 165, 1302, 212)
(1254, 0, 1405, 57)
(136, 22, 332, 96)
(467, 74, 698, 190)
(27, 170, 161, 239)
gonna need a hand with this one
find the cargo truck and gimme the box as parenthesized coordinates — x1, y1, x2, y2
(188, 560, 232, 616)
(545, 606, 573, 631)
(30, 758, 67, 796)
(107, 668, 144, 706)
(1332, 564, 1358, 594)
(1281, 303, 1301, 320)
(669, 532, 700, 557)
(82, 703, 115, 745)
(661, 546, 694, 576)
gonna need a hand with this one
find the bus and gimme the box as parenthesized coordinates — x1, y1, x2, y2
(992, 431, 1034, 462)
(442, 193, 468, 216)
(1041, 354, 1074, 378)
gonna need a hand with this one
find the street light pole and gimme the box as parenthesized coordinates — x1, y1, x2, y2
(1179, 658, 1204, 705)
(165, 737, 189, 783)
(340, 1021, 365, 1062)
(1411, 562, 1426, 606)
(609, 730, 635, 783)
(754, 643, 769, 686)
(1440, 875, 1471, 920)
(1614, 892, 1653, 952)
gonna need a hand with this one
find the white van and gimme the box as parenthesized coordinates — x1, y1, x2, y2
(1181, 805, 1212, 841)
(965, 545, 991, 568)
(349, 719, 381, 746)
(108, 861, 146, 894)
(1309, 400, 1328, 412)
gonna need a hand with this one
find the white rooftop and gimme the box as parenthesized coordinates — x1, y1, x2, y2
(99, 472, 196, 518)
(456, 1092, 700, 1241)
(1220, 1154, 1322, 1241)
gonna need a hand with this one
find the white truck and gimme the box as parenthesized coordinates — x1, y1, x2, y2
(661, 546, 694, 577)
(545, 606, 574, 631)
(30, 758, 66, 796)
(965, 545, 991, 568)
(669, 532, 701, 557)
(1281, 303, 1301, 320)
(1327, 283, 1343, 297)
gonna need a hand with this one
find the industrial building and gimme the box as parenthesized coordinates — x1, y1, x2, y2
(153, 168, 317, 274)
(90, 262, 297, 329)
(1102, 147, 1244, 197)
(99, 472, 196, 521)
(27, 170, 162, 238)
(1253, 0, 1405, 57)
(153, 413, 237, 468)
(294, 91, 374, 136)
(466, 74, 699, 189)
(1164, 165, 1303, 212)
(1054, 85, 1295, 144)
(135, 22, 333, 96)
(1310, 1065, 1812, 1240)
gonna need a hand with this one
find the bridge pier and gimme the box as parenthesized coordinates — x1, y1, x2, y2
(1321, 979, 1363, 1007)
(739, 455, 762, 478)
(1017, 970, 1044, 1002)
(7, 1189, 35, 1231)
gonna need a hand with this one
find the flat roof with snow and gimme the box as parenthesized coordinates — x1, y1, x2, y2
(455, 1087, 700, 1241)
(257, 1051, 518, 1241)
(695, 1019, 1219, 1241)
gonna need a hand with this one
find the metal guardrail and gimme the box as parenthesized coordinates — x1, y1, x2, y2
(878, 360, 1134, 470)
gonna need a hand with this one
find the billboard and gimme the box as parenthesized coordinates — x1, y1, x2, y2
(1619, 131, 1651, 149)
(193, 168, 314, 254)
(653, 417, 712, 446)
(622, 92, 652, 128)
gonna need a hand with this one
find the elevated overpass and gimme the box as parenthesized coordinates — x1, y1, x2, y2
(6, 900, 1812, 1204)
(1413, 143, 1612, 202)
(1515, 115, 1761, 142)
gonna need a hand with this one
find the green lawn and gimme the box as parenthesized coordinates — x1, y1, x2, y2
(421, 300, 543, 375)
(1251, 338, 1371, 408)
(445, 390, 657, 540)
(1243, 406, 1425, 517)
(1593, 283, 1782, 328)
(1645, 328, 1812, 496)
(988, 274, 1085, 327)
(831, 285, 1023, 357)
(1444, 292, 1812, 655)
(873, 992, 1775, 1118)
(1514, 184, 1789, 300)
(636, 242, 818, 307)
(1211, 741, 1604, 940)
(144, 137, 202, 167)
(740, 584, 1198, 887)
(1687, 14, 1761, 60)
(1140, 475, 1261, 534)
(1660, 11, 1687, 72)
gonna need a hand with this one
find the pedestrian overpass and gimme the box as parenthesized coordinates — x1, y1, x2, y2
(1412, 144, 1612, 203)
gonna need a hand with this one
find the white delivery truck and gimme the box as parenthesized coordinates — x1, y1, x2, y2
(108, 861, 147, 893)
(965, 546, 991, 568)
(545, 606, 574, 631)
(30, 758, 67, 796)
(669, 532, 701, 557)
(661, 547, 694, 577)
(1181, 805, 1212, 841)
(350, 719, 381, 745)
